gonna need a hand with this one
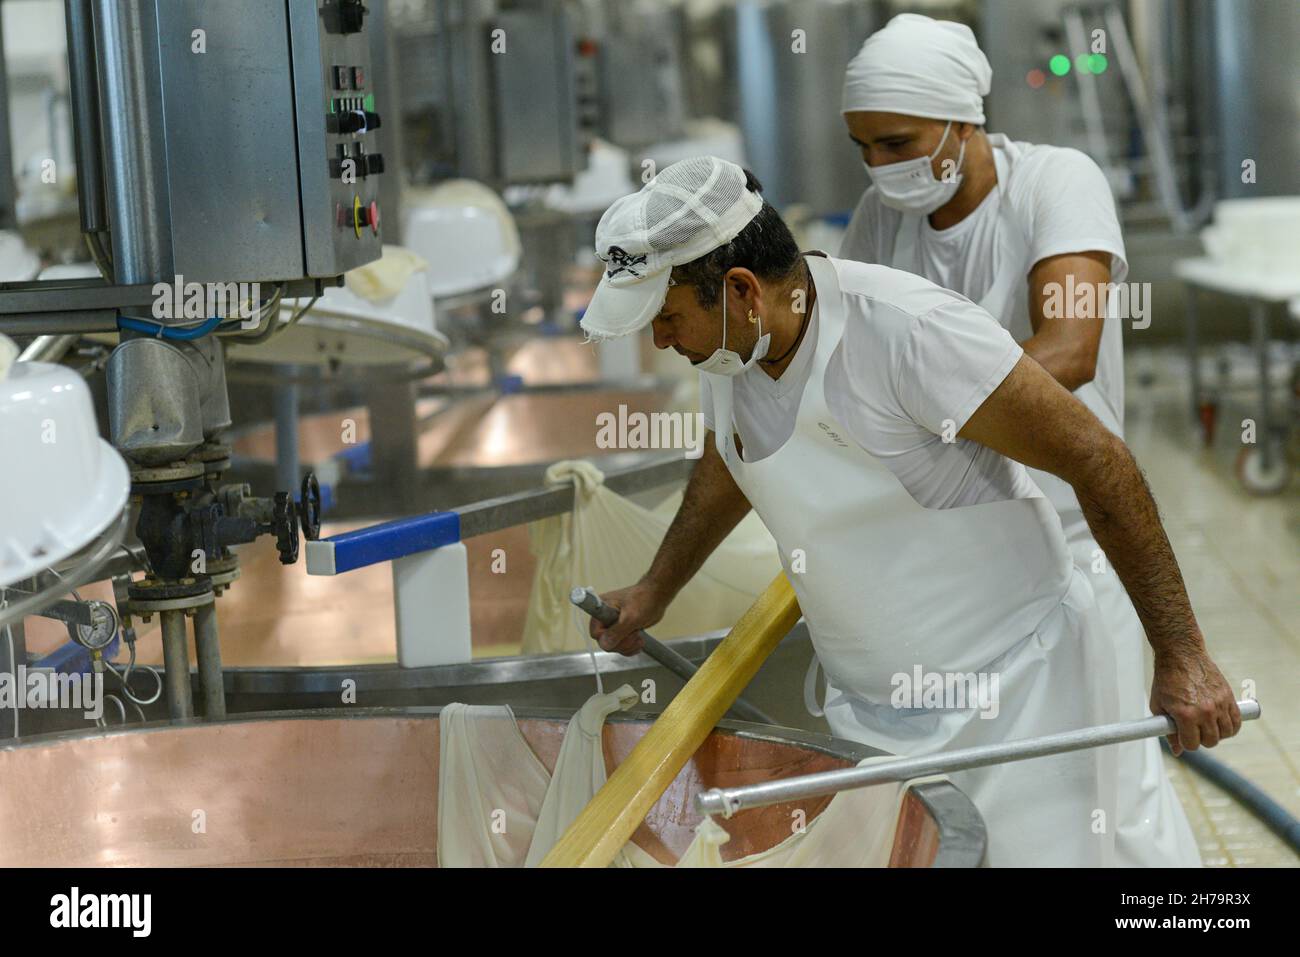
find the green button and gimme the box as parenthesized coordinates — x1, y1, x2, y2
(363, 93, 375, 111)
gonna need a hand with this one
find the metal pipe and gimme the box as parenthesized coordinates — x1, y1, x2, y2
(193, 601, 225, 719)
(273, 383, 301, 495)
(159, 610, 193, 719)
(0, 613, 26, 738)
(1251, 301, 1274, 470)
(90, 0, 171, 284)
(64, 0, 107, 234)
(456, 456, 692, 539)
(570, 587, 775, 725)
(0, 8, 15, 228)
(696, 699, 1264, 818)
(18, 335, 80, 364)
(0, 314, 119, 337)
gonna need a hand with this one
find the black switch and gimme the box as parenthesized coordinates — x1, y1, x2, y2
(362, 111, 381, 131)
(339, 0, 367, 34)
(328, 111, 366, 135)
(366, 154, 385, 176)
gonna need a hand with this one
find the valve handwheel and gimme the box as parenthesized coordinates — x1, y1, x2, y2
(300, 472, 322, 541)
(273, 492, 300, 565)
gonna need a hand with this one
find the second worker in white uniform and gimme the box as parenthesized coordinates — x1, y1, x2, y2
(837, 13, 1200, 865)
(578, 156, 1240, 867)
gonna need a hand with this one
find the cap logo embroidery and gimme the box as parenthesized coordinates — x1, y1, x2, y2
(600, 245, 648, 279)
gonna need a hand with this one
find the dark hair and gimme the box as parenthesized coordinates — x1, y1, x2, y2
(670, 170, 803, 308)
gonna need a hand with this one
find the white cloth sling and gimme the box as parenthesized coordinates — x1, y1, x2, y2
(520, 459, 782, 654)
(437, 685, 911, 868)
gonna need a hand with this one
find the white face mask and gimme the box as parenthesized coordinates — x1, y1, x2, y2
(694, 288, 769, 376)
(864, 121, 966, 215)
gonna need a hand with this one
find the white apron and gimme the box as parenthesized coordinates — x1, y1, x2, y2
(706, 255, 1120, 867)
(888, 147, 1200, 867)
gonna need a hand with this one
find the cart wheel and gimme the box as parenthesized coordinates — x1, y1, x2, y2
(1236, 441, 1291, 496)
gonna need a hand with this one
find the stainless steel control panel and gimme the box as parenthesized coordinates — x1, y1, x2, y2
(92, 0, 384, 286)
(291, 0, 385, 276)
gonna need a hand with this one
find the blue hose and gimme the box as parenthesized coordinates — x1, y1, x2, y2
(1162, 737, 1300, 855)
(116, 314, 224, 340)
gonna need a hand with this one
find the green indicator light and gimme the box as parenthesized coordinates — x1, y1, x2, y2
(1088, 53, 1108, 74)
(1049, 54, 1070, 76)
(364, 93, 375, 111)
(1074, 53, 1092, 74)
(329, 98, 336, 114)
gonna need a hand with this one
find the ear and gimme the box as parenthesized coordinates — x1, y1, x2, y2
(723, 267, 762, 311)
(955, 122, 977, 142)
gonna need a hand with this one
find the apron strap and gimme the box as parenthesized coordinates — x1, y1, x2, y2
(802, 653, 826, 718)
(887, 146, 1031, 322)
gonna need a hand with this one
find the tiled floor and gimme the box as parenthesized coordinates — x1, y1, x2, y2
(1125, 347, 1298, 867)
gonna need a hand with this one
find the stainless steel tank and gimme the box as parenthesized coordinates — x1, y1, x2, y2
(718, 0, 882, 215)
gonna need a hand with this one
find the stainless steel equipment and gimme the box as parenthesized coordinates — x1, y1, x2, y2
(718, 0, 882, 215)
(0, 0, 392, 722)
(394, 0, 585, 188)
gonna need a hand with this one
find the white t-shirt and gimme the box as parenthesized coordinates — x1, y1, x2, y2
(839, 135, 1128, 443)
(700, 259, 1042, 510)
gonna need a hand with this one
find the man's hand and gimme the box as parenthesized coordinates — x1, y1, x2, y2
(588, 581, 669, 657)
(1149, 641, 1242, 755)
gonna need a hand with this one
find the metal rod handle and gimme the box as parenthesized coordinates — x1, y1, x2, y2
(569, 586, 776, 726)
(696, 699, 1263, 818)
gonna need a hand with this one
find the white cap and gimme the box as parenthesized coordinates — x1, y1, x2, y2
(580, 157, 764, 340)
(842, 14, 992, 126)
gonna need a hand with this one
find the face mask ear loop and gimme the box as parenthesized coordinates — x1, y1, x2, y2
(930, 120, 954, 161)
(954, 136, 968, 180)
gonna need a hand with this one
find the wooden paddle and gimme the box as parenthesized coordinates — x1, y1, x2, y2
(538, 572, 801, 867)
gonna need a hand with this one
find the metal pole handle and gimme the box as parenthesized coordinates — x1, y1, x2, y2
(569, 586, 776, 726)
(696, 698, 1263, 818)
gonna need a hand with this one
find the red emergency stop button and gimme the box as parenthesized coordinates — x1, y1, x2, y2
(368, 201, 380, 235)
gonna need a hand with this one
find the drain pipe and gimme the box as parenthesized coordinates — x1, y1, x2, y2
(1163, 738, 1300, 855)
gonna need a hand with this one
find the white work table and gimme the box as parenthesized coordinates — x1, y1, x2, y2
(1174, 256, 1300, 480)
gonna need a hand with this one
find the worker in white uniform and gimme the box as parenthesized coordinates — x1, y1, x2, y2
(578, 156, 1240, 867)
(836, 13, 1201, 866)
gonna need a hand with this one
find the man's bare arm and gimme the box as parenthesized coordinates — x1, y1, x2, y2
(592, 432, 752, 654)
(959, 355, 1241, 752)
(1022, 251, 1110, 391)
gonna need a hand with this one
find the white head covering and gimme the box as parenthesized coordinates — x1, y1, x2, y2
(841, 13, 992, 125)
